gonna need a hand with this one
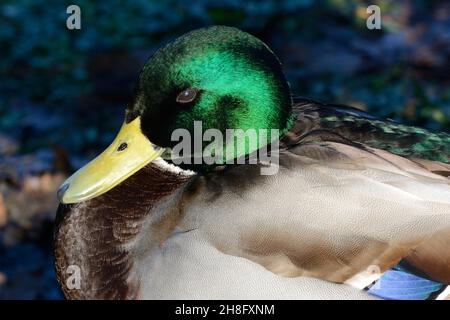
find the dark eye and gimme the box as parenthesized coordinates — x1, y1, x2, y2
(176, 88, 198, 103)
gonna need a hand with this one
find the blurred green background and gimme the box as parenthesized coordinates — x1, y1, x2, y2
(0, 0, 449, 299)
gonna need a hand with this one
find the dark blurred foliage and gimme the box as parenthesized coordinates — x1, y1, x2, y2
(0, 0, 449, 299)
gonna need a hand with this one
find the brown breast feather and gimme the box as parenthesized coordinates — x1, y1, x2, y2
(54, 163, 192, 299)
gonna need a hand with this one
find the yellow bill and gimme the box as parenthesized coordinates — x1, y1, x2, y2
(58, 116, 164, 204)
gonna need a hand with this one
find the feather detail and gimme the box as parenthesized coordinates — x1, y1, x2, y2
(367, 266, 444, 300)
(54, 160, 193, 299)
(289, 98, 450, 164)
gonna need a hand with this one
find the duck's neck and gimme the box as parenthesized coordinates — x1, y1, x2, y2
(54, 159, 194, 299)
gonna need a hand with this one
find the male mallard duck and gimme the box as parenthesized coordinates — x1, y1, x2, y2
(55, 26, 450, 300)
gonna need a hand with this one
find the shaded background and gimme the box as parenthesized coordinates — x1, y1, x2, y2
(1, 0, 450, 299)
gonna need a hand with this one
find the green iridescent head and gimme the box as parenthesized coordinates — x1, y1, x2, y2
(58, 26, 293, 203)
(127, 25, 293, 168)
